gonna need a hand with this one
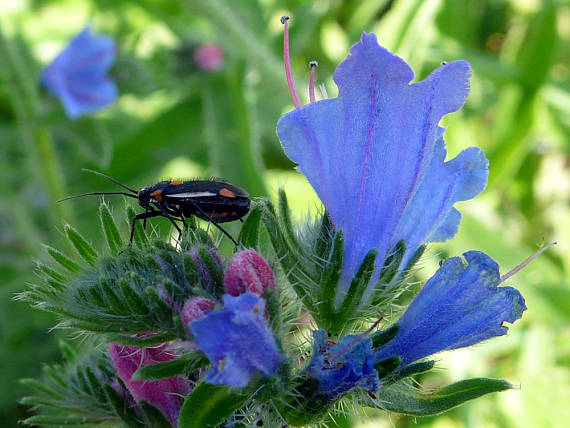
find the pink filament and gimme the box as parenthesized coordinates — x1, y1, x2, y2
(281, 16, 302, 109)
(309, 61, 318, 103)
(500, 241, 556, 283)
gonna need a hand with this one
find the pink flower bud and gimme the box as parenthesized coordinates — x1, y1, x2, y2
(109, 342, 189, 425)
(180, 297, 217, 336)
(224, 250, 276, 297)
(193, 43, 224, 71)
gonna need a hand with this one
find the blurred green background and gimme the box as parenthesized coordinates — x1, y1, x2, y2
(1, 0, 568, 426)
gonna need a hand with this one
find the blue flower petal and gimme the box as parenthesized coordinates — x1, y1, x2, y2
(276, 32, 488, 288)
(374, 251, 526, 366)
(190, 293, 282, 387)
(41, 26, 117, 119)
(307, 330, 379, 400)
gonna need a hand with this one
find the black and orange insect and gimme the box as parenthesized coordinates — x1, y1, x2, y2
(59, 169, 251, 245)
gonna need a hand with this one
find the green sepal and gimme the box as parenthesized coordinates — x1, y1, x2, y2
(378, 240, 405, 285)
(144, 286, 174, 320)
(372, 378, 513, 416)
(265, 288, 282, 344)
(43, 245, 80, 273)
(371, 240, 406, 306)
(127, 206, 149, 247)
(104, 383, 145, 428)
(261, 199, 316, 313)
(337, 248, 378, 322)
(140, 401, 173, 427)
(393, 244, 426, 286)
(36, 262, 66, 283)
(64, 224, 98, 266)
(178, 382, 248, 428)
(99, 202, 123, 253)
(318, 229, 343, 328)
(107, 331, 176, 347)
(393, 360, 435, 382)
(197, 246, 224, 297)
(278, 188, 303, 255)
(314, 211, 334, 262)
(22, 415, 108, 426)
(238, 202, 262, 248)
(374, 356, 402, 378)
(133, 352, 209, 381)
(371, 324, 399, 349)
(118, 278, 148, 315)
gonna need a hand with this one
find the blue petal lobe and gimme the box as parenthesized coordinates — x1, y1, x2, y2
(40, 25, 117, 119)
(306, 330, 379, 400)
(276, 32, 488, 289)
(374, 251, 526, 366)
(190, 293, 282, 387)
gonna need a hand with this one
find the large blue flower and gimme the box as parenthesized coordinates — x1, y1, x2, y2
(374, 251, 526, 366)
(277, 32, 488, 290)
(306, 329, 379, 401)
(41, 26, 117, 119)
(190, 293, 282, 387)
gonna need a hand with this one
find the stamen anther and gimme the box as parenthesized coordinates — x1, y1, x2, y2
(281, 15, 302, 109)
(309, 60, 318, 103)
(500, 241, 557, 283)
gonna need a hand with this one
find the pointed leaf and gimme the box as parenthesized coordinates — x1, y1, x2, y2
(133, 353, 209, 381)
(100, 202, 123, 253)
(64, 224, 98, 265)
(373, 378, 513, 416)
(238, 202, 262, 248)
(178, 382, 248, 428)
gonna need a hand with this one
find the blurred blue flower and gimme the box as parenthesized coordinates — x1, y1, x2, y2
(277, 33, 488, 290)
(306, 329, 378, 401)
(190, 292, 282, 387)
(374, 251, 526, 366)
(41, 26, 117, 119)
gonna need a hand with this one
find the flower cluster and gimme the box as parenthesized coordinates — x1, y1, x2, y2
(22, 16, 538, 428)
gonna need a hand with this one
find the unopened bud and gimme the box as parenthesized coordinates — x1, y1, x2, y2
(194, 43, 224, 71)
(180, 297, 217, 336)
(224, 250, 276, 297)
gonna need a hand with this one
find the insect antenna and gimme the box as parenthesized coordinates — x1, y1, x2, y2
(57, 192, 139, 203)
(82, 169, 139, 194)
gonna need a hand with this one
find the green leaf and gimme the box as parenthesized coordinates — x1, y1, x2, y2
(64, 224, 98, 265)
(107, 331, 176, 347)
(373, 378, 513, 416)
(43, 245, 80, 273)
(338, 248, 377, 320)
(104, 383, 145, 428)
(133, 352, 209, 381)
(100, 202, 123, 253)
(238, 202, 262, 248)
(128, 206, 149, 247)
(22, 415, 108, 426)
(178, 382, 248, 428)
(318, 230, 344, 329)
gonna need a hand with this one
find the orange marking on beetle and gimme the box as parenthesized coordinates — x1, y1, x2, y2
(150, 189, 163, 202)
(170, 180, 184, 186)
(231, 211, 238, 216)
(219, 188, 236, 198)
(212, 212, 228, 218)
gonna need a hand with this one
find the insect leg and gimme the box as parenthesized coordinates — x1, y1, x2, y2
(130, 210, 164, 244)
(185, 199, 239, 246)
(153, 203, 184, 242)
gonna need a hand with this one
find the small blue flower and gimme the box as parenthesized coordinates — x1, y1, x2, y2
(306, 330, 378, 400)
(374, 251, 526, 366)
(41, 26, 117, 119)
(190, 293, 282, 387)
(277, 32, 488, 290)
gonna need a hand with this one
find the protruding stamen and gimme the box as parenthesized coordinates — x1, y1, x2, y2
(281, 15, 302, 109)
(500, 241, 557, 283)
(309, 60, 318, 103)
